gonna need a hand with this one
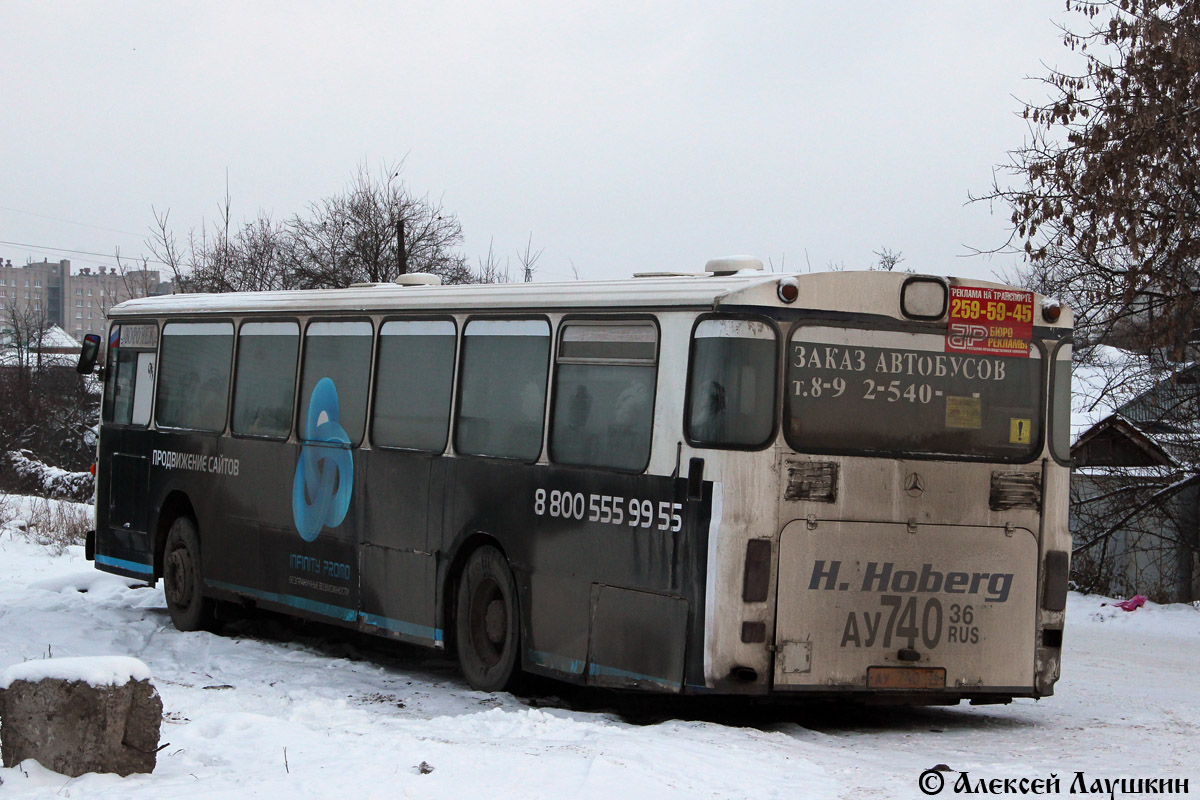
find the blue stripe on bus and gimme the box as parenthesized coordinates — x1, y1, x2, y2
(529, 651, 681, 688)
(359, 613, 442, 644)
(96, 554, 155, 575)
(529, 650, 585, 675)
(587, 662, 682, 690)
(208, 580, 357, 622)
(207, 580, 442, 642)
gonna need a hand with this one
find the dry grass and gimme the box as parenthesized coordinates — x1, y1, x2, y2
(14, 497, 91, 555)
(0, 493, 13, 531)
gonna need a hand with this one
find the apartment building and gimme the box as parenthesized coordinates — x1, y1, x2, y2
(0, 258, 170, 343)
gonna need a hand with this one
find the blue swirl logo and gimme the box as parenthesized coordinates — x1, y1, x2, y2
(292, 377, 353, 542)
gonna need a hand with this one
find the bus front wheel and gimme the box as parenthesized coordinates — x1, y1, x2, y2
(455, 546, 521, 692)
(163, 516, 215, 632)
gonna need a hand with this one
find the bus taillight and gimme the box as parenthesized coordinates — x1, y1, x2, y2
(777, 277, 799, 303)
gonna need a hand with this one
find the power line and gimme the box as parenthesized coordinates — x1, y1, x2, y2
(0, 239, 169, 268)
(0, 205, 143, 238)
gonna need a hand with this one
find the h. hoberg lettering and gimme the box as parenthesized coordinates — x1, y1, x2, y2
(809, 560, 1013, 603)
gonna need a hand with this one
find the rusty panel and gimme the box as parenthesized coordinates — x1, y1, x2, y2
(587, 584, 688, 692)
(784, 460, 838, 503)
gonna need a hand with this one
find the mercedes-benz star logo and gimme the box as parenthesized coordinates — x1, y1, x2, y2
(904, 472, 925, 497)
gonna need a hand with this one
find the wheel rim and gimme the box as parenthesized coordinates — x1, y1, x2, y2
(165, 546, 193, 609)
(468, 577, 506, 667)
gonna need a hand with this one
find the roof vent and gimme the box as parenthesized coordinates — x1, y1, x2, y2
(704, 256, 763, 275)
(394, 273, 442, 286)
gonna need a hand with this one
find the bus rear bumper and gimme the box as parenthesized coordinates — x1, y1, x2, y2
(85, 529, 95, 561)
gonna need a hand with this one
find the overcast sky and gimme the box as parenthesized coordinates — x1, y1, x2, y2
(2, 2, 1071, 284)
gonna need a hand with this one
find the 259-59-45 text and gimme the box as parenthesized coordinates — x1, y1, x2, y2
(534, 488, 683, 532)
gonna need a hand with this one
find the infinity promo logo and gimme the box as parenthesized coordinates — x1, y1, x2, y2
(292, 378, 353, 542)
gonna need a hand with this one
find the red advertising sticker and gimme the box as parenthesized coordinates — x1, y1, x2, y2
(945, 285, 1033, 357)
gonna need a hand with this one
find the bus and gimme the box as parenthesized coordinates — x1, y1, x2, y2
(82, 260, 1072, 703)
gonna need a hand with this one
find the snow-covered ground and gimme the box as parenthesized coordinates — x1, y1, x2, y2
(1, 496, 1197, 799)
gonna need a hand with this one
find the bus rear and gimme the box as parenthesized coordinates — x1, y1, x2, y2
(701, 274, 1071, 702)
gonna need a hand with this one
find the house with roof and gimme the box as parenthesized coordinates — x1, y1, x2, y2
(1070, 353, 1200, 602)
(0, 325, 80, 368)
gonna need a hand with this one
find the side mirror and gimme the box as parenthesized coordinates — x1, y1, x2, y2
(76, 334, 102, 375)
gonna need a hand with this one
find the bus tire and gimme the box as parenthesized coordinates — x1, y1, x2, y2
(455, 545, 521, 692)
(163, 516, 216, 632)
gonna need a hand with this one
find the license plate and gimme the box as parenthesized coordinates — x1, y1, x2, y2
(867, 666, 946, 690)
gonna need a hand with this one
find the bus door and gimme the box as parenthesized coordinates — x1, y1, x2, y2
(105, 327, 157, 535)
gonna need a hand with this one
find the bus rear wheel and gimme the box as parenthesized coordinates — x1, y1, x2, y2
(163, 516, 215, 632)
(455, 545, 521, 692)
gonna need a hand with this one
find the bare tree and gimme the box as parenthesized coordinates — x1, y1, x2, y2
(2, 298, 52, 373)
(517, 233, 543, 283)
(289, 162, 470, 287)
(146, 206, 192, 290)
(472, 238, 512, 285)
(149, 161, 481, 292)
(981, 0, 1200, 359)
(872, 247, 905, 272)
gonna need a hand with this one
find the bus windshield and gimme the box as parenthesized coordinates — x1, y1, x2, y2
(785, 325, 1043, 460)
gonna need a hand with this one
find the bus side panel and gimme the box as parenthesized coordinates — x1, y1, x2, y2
(138, 432, 363, 625)
(588, 585, 689, 691)
(439, 459, 713, 691)
(359, 450, 440, 645)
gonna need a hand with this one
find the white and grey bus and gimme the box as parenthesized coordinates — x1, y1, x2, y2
(84, 261, 1072, 702)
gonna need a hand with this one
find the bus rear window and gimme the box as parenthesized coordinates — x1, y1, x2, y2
(686, 318, 777, 448)
(786, 325, 1042, 460)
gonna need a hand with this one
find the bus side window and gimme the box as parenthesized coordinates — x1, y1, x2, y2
(686, 318, 777, 448)
(373, 319, 456, 452)
(156, 322, 234, 432)
(232, 321, 299, 439)
(550, 321, 657, 472)
(104, 348, 139, 425)
(297, 321, 373, 446)
(456, 319, 550, 461)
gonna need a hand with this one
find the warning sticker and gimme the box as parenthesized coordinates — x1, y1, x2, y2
(946, 285, 1033, 357)
(1010, 418, 1032, 444)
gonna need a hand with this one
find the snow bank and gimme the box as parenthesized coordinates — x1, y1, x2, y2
(29, 569, 143, 595)
(0, 656, 152, 690)
(7, 450, 93, 502)
(1068, 591, 1200, 635)
(1, 498, 1198, 797)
